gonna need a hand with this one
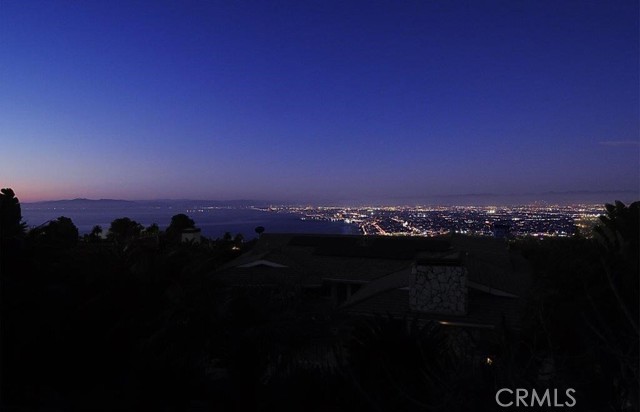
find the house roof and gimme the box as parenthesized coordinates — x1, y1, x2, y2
(212, 266, 322, 287)
(345, 288, 524, 329)
(216, 234, 531, 288)
(215, 233, 455, 284)
(340, 234, 531, 326)
(289, 234, 451, 259)
(212, 233, 531, 327)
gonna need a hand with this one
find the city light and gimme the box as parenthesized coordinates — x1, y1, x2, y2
(262, 204, 605, 238)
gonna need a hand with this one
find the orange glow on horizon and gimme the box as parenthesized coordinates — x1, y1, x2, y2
(2, 181, 94, 203)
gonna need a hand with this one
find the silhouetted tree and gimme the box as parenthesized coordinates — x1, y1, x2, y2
(0, 188, 26, 244)
(166, 214, 195, 243)
(594, 200, 639, 326)
(255, 226, 265, 236)
(88, 225, 103, 242)
(589, 200, 640, 408)
(108, 217, 143, 244)
(49, 216, 78, 247)
(29, 216, 79, 248)
(513, 200, 640, 411)
(594, 200, 639, 269)
(144, 222, 160, 237)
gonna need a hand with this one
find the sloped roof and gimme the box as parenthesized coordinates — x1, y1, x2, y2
(289, 234, 451, 259)
(345, 288, 524, 329)
(344, 268, 412, 304)
(341, 235, 530, 320)
(212, 266, 322, 287)
(215, 233, 453, 283)
(213, 233, 532, 325)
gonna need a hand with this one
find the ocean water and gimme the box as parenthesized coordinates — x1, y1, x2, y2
(20, 206, 359, 239)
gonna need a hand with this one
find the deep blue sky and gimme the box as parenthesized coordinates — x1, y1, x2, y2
(2, 1, 638, 203)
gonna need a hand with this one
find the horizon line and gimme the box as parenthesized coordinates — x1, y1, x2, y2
(19, 189, 639, 206)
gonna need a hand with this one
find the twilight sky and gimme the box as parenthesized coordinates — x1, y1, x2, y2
(2, 1, 638, 203)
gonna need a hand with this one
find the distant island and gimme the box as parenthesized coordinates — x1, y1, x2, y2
(22, 198, 277, 209)
(21, 190, 639, 209)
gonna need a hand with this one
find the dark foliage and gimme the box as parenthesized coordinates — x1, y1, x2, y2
(87, 224, 103, 242)
(108, 217, 144, 244)
(28, 216, 79, 249)
(0, 187, 25, 234)
(512, 200, 639, 410)
(0, 187, 27, 277)
(166, 214, 196, 243)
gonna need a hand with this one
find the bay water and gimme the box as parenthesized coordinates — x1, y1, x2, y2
(21, 206, 359, 240)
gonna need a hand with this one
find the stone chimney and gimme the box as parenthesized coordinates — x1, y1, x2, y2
(409, 256, 467, 316)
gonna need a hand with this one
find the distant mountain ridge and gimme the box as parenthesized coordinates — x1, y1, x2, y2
(23, 198, 275, 209)
(21, 190, 638, 209)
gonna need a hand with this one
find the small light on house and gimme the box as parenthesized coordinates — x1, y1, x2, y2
(486, 357, 493, 366)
